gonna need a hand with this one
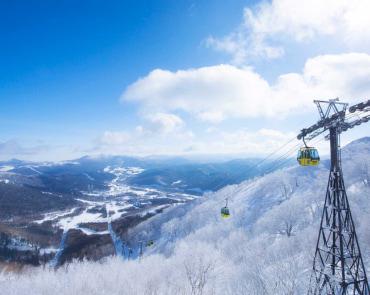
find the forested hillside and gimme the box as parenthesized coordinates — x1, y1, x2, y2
(1, 138, 369, 294)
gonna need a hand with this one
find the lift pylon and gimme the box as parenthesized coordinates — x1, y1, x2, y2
(297, 99, 370, 294)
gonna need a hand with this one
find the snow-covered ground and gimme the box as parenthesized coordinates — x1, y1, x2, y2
(0, 166, 14, 172)
(28, 164, 199, 268)
(34, 208, 78, 225)
(33, 166, 196, 236)
(102, 166, 151, 197)
(3, 139, 370, 294)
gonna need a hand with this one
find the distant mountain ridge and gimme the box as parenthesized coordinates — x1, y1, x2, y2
(1, 137, 369, 294)
(0, 155, 278, 197)
(0, 153, 284, 266)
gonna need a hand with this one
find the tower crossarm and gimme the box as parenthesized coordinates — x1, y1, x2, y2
(297, 110, 346, 140)
(349, 99, 370, 113)
(298, 99, 370, 141)
(341, 113, 370, 133)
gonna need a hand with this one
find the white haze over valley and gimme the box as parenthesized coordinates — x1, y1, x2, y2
(1, 138, 370, 294)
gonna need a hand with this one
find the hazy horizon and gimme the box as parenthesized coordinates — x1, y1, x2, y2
(1, 0, 370, 161)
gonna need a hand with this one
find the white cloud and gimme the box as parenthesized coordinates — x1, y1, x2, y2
(145, 113, 185, 134)
(0, 139, 50, 160)
(95, 113, 192, 156)
(197, 111, 225, 124)
(181, 127, 298, 156)
(0, 139, 84, 162)
(206, 128, 296, 155)
(100, 131, 131, 145)
(94, 127, 295, 157)
(207, 0, 370, 63)
(122, 64, 300, 120)
(122, 53, 370, 122)
(303, 53, 370, 98)
(99, 116, 186, 148)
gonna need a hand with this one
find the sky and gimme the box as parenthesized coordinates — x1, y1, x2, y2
(1, 0, 370, 161)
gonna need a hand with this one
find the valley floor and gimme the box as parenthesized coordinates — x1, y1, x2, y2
(1, 139, 370, 294)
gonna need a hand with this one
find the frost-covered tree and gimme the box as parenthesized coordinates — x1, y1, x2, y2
(255, 198, 304, 237)
(1, 137, 370, 295)
(184, 257, 215, 295)
(361, 162, 370, 186)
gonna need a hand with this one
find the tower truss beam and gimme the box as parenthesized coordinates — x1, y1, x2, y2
(303, 99, 370, 295)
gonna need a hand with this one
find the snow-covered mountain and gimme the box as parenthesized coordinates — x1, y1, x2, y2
(1, 137, 370, 294)
(0, 155, 283, 267)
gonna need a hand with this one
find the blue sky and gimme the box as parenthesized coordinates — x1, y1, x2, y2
(1, 0, 370, 161)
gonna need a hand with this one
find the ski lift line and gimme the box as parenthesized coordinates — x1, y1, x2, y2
(221, 136, 322, 216)
(273, 123, 324, 163)
(218, 103, 347, 217)
(259, 123, 325, 174)
(266, 136, 325, 174)
(256, 136, 297, 166)
(244, 141, 300, 183)
(252, 138, 307, 173)
(244, 136, 299, 174)
(261, 144, 301, 174)
(217, 179, 257, 211)
(345, 111, 370, 124)
(262, 147, 299, 175)
(217, 136, 321, 216)
(259, 135, 318, 176)
(242, 115, 324, 175)
(261, 139, 311, 173)
(347, 113, 370, 123)
(343, 110, 367, 123)
(264, 153, 296, 175)
(256, 116, 326, 171)
(264, 135, 326, 174)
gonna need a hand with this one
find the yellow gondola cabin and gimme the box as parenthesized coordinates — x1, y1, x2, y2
(297, 147, 320, 166)
(221, 206, 230, 218)
(221, 198, 230, 218)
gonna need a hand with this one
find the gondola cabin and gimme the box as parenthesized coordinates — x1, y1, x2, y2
(297, 147, 320, 166)
(146, 240, 154, 247)
(221, 206, 230, 218)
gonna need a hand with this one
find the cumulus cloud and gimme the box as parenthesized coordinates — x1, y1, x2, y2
(100, 131, 131, 145)
(122, 64, 296, 120)
(144, 113, 185, 134)
(98, 113, 185, 154)
(207, 0, 370, 63)
(303, 53, 370, 97)
(122, 53, 370, 122)
(95, 112, 192, 155)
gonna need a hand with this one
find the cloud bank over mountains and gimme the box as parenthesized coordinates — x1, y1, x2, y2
(122, 53, 370, 122)
(102, 52, 370, 156)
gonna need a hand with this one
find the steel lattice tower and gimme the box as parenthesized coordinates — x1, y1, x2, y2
(297, 99, 370, 295)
